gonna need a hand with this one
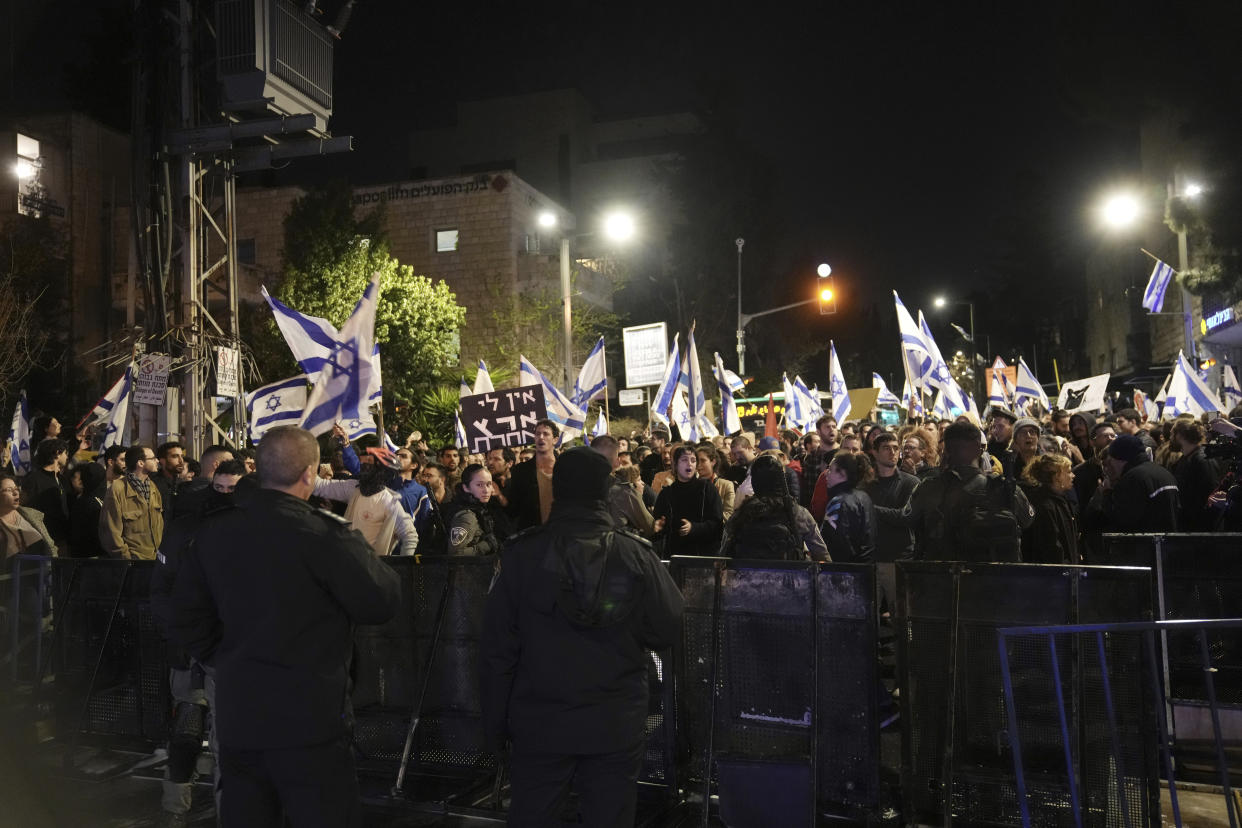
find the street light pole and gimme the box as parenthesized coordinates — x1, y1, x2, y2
(560, 236, 573, 390)
(1170, 176, 1197, 360)
(735, 238, 746, 375)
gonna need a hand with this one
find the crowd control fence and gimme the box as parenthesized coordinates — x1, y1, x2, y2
(897, 561, 1155, 827)
(998, 619, 1242, 828)
(671, 556, 878, 826)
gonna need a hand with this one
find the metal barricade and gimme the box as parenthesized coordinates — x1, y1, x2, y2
(4, 553, 53, 684)
(49, 558, 170, 751)
(672, 556, 878, 824)
(897, 561, 1154, 826)
(998, 619, 1242, 828)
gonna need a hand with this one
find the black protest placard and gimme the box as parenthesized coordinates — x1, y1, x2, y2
(460, 386, 549, 454)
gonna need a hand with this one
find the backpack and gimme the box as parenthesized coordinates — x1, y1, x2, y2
(936, 470, 1021, 562)
(733, 519, 803, 561)
(550, 531, 642, 629)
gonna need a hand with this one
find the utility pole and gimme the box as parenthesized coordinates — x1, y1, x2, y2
(735, 238, 746, 374)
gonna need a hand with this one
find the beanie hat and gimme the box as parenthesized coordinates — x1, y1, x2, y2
(1013, 417, 1041, 434)
(552, 446, 613, 504)
(1107, 434, 1147, 464)
(757, 436, 781, 451)
(749, 454, 788, 497)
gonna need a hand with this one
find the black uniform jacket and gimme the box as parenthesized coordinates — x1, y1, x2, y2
(169, 488, 401, 750)
(481, 501, 683, 755)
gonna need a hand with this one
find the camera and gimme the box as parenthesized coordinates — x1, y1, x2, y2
(1203, 432, 1242, 462)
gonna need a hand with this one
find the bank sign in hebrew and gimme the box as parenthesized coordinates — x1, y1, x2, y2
(460, 386, 549, 453)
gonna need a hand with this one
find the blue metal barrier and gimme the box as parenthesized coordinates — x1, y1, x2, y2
(998, 619, 1242, 828)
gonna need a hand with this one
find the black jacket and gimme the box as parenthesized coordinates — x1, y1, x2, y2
(504, 458, 546, 531)
(864, 470, 918, 561)
(22, 467, 68, 545)
(1087, 457, 1179, 535)
(169, 488, 401, 750)
(652, 477, 724, 558)
(1173, 447, 1220, 531)
(821, 483, 877, 563)
(1019, 483, 1079, 565)
(481, 501, 683, 754)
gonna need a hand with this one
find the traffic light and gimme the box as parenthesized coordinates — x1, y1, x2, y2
(818, 272, 837, 315)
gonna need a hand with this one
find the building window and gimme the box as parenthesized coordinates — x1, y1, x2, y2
(237, 238, 256, 264)
(436, 229, 459, 253)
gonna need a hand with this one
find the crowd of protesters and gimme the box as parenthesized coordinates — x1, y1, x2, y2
(3, 398, 1239, 827)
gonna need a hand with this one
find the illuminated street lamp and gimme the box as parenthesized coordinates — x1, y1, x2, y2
(1096, 182, 1198, 357)
(933, 295, 979, 400)
(12, 159, 35, 179)
(1100, 192, 1142, 229)
(542, 209, 637, 388)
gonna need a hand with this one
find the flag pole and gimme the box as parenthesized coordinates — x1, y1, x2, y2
(1140, 247, 1179, 271)
(602, 342, 611, 428)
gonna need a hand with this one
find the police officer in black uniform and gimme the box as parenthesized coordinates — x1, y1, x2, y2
(168, 426, 401, 828)
(482, 447, 684, 827)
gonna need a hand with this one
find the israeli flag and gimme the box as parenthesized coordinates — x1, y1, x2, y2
(246, 375, 308, 443)
(989, 357, 1016, 408)
(453, 378, 471, 449)
(721, 367, 746, 395)
(592, 409, 608, 439)
(829, 341, 852, 422)
(1141, 259, 1177, 314)
(368, 346, 383, 405)
(873, 373, 901, 406)
(714, 352, 742, 435)
(473, 360, 495, 395)
(79, 370, 132, 432)
(519, 355, 585, 443)
(1164, 351, 1223, 418)
(932, 389, 952, 419)
(685, 326, 708, 441)
(261, 286, 342, 377)
(1222, 364, 1242, 411)
(894, 291, 933, 389)
(793, 376, 820, 430)
(101, 363, 134, 449)
(782, 374, 802, 429)
(300, 277, 380, 437)
(7, 390, 31, 475)
(650, 333, 682, 426)
(1133, 388, 1160, 423)
(918, 311, 953, 393)
(1014, 357, 1049, 412)
(573, 337, 608, 409)
(901, 377, 924, 417)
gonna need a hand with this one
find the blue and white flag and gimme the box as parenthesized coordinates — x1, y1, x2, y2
(1222, 364, 1242, 411)
(685, 326, 708, 441)
(473, 360, 495, 395)
(573, 337, 608, 409)
(650, 333, 682, 426)
(1164, 351, 1223, 418)
(246, 375, 308, 443)
(791, 376, 820, 430)
(829, 341, 852, 422)
(720, 367, 746, 395)
(715, 352, 742, 435)
(894, 291, 933, 390)
(989, 357, 1016, 409)
(918, 311, 953, 393)
(873, 373, 901, 407)
(7, 390, 31, 475)
(592, 409, 608, 439)
(454, 378, 470, 448)
(519, 355, 585, 443)
(101, 363, 134, 449)
(261, 286, 342, 377)
(368, 346, 383, 405)
(782, 374, 803, 429)
(79, 370, 131, 432)
(901, 378, 924, 417)
(1142, 259, 1177, 314)
(300, 276, 380, 437)
(1014, 357, 1049, 412)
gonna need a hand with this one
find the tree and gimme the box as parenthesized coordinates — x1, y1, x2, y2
(247, 182, 466, 421)
(0, 216, 68, 407)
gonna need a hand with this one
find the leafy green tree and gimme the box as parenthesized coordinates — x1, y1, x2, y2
(246, 182, 466, 421)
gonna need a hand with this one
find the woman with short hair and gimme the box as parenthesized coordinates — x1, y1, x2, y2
(1019, 453, 1079, 564)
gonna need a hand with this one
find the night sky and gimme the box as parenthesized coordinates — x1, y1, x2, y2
(5, 1, 1240, 384)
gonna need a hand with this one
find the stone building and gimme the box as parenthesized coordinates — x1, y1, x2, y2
(234, 170, 600, 374)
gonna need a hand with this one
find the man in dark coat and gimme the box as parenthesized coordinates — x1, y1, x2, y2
(1087, 433, 1179, 539)
(168, 426, 401, 828)
(482, 447, 683, 827)
(504, 419, 559, 531)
